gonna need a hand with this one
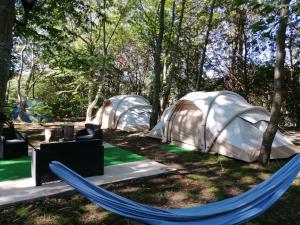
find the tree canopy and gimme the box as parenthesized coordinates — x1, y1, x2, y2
(2, 0, 300, 132)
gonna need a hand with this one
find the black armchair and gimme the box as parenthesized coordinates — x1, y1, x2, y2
(0, 128, 28, 159)
(75, 123, 102, 141)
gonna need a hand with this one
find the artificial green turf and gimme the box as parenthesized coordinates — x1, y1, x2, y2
(160, 143, 189, 153)
(104, 147, 145, 166)
(0, 147, 145, 182)
(0, 156, 32, 182)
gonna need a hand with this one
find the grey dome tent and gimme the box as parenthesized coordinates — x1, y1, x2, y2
(149, 91, 300, 162)
(93, 95, 152, 132)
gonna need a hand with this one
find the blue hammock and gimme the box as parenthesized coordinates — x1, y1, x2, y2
(49, 154, 300, 225)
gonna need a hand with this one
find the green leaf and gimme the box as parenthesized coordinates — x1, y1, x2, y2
(251, 21, 268, 32)
(234, 0, 248, 6)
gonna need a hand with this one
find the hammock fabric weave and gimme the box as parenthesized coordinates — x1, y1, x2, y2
(50, 154, 300, 225)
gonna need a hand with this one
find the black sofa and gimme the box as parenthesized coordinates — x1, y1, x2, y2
(32, 139, 104, 186)
(0, 127, 28, 159)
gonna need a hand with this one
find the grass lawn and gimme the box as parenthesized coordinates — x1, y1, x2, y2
(0, 147, 145, 182)
(160, 143, 189, 153)
(0, 129, 299, 225)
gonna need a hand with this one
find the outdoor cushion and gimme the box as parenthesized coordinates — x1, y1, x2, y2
(5, 139, 26, 144)
(75, 123, 102, 141)
(76, 134, 94, 140)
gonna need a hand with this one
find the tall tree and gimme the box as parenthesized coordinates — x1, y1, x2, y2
(150, 0, 166, 128)
(227, 5, 248, 98)
(259, 0, 291, 165)
(0, 0, 15, 133)
(162, 0, 186, 110)
(195, 0, 216, 91)
(16, 43, 28, 121)
(16, 42, 38, 121)
(286, 21, 300, 130)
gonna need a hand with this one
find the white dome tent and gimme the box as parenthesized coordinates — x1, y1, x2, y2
(93, 95, 152, 132)
(149, 91, 300, 162)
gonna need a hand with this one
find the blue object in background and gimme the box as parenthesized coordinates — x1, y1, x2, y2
(12, 99, 53, 123)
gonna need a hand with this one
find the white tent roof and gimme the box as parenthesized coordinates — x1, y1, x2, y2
(93, 95, 151, 132)
(149, 91, 300, 162)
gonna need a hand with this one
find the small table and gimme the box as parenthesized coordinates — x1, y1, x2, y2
(61, 124, 74, 141)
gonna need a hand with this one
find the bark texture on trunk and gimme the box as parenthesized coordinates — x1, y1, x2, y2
(0, 1, 15, 109)
(150, 0, 166, 128)
(259, 0, 291, 165)
(0, 0, 15, 134)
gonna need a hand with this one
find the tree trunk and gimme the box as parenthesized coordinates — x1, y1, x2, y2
(102, 0, 107, 76)
(85, 85, 101, 122)
(258, 0, 290, 165)
(17, 44, 27, 121)
(0, 0, 15, 134)
(228, 9, 247, 95)
(243, 29, 249, 99)
(162, 0, 186, 111)
(288, 33, 300, 130)
(296, 114, 300, 131)
(195, 0, 215, 91)
(5, 81, 10, 101)
(150, 0, 166, 128)
(87, 80, 93, 105)
(237, 11, 247, 98)
(229, 35, 238, 90)
(25, 43, 35, 97)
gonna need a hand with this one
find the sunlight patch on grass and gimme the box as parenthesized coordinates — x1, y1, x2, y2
(79, 204, 106, 224)
(206, 186, 219, 195)
(241, 175, 255, 184)
(186, 174, 210, 183)
(15, 207, 30, 217)
(169, 192, 188, 202)
(258, 173, 271, 181)
(160, 144, 189, 153)
(32, 215, 61, 225)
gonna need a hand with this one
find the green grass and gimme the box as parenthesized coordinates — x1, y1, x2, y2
(0, 147, 145, 182)
(160, 143, 189, 153)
